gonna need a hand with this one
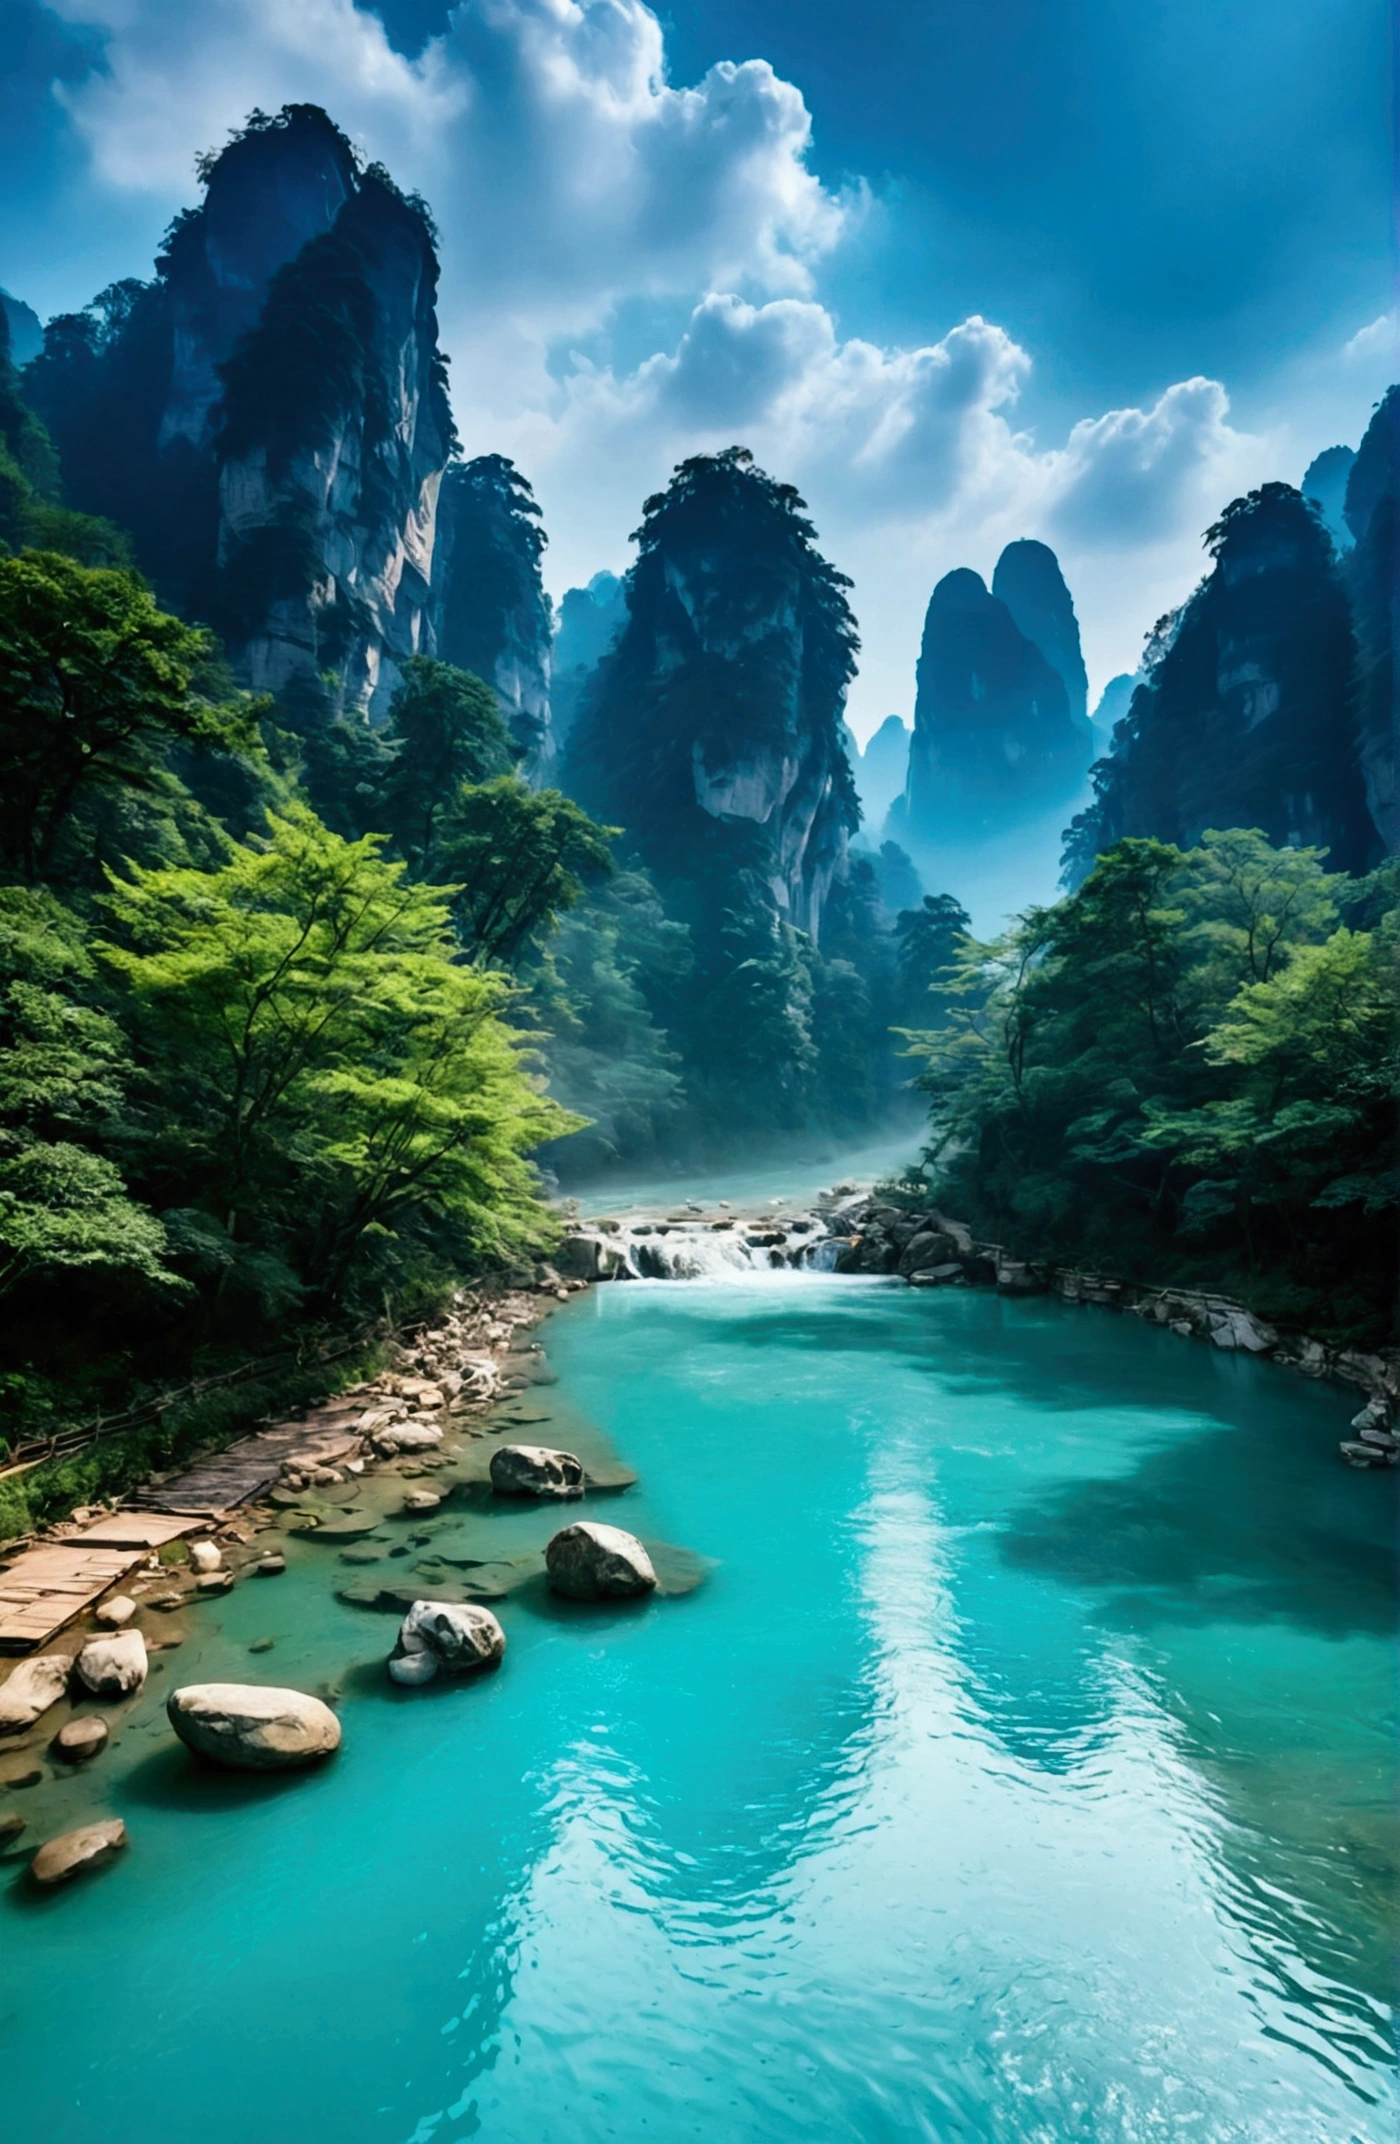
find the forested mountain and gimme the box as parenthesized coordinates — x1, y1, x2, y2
(431, 455, 554, 770)
(895, 563, 1090, 844)
(849, 714, 910, 827)
(24, 104, 454, 723)
(1063, 482, 1376, 884)
(564, 447, 922, 1129)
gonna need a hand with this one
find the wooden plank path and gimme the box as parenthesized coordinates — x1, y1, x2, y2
(0, 1512, 197, 1652)
(129, 1411, 367, 1516)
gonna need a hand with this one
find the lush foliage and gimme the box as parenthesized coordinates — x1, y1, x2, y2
(909, 831, 1398, 1340)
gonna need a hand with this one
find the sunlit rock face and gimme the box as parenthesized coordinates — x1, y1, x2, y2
(23, 105, 453, 722)
(1063, 481, 1378, 885)
(565, 449, 859, 944)
(991, 539, 1092, 744)
(212, 120, 453, 720)
(898, 567, 1090, 843)
(430, 456, 554, 769)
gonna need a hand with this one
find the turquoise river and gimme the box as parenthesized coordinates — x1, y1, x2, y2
(2, 1274, 1396, 2141)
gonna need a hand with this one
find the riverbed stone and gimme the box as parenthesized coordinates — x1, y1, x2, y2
(0, 1810, 27, 1848)
(30, 1818, 127, 1886)
(0, 1654, 72, 1734)
(94, 1594, 137, 1629)
(373, 1420, 443, 1455)
(254, 1553, 286, 1576)
(389, 1599, 506, 1687)
(166, 1684, 341, 1770)
(490, 1444, 585, 1500)
(74, 1630, 147, 1699)
(402, 1488, 442, 1513)
(188, 1540, 222, 1574)
(54, 1715, 110, 1761)
(545, 1521, 657, 1602)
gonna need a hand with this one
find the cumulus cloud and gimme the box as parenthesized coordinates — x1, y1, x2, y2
(48, 0, 851, 334)
(36, 0, 1285, 729)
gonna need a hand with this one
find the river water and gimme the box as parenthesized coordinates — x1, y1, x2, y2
(3, 1275, 1395, 2141)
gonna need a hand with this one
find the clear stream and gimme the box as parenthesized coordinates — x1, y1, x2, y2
(2, 1276, 1396, 2142)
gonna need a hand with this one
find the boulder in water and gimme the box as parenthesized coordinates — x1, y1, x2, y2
(0, 1654, 72, 1734)
(167, 1683, 342, 1770)
(74, 1630, 148, 1698)
(546, 1521, 656, 1602)
(94, 1594, 136, 1629)
(388, 1599, 506, 1685)
(489, 1444, 585, 1500)
(30, 1818, 128, 1887)
(54, 1715, 109, 1761)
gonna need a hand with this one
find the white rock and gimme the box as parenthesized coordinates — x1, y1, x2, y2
(167, 1683, 341, 1770)
(74, 1629, 148, 1698)
(490, 1444, 585, 1500)
(387, 1649, 439, 1686)
(1208, 1308, 1278, 1353)
(30, 1818, 128, 1886)
(372, 1420, 444, 1455)
(391, 1600, 506, 1681)
(402, 1488, 442, 1512)
(94, 1594, 136, 1629)
(188, 1540, 222, 1574)
(545, 1522, 657, 1602)
(0, 1653, 72, 1734)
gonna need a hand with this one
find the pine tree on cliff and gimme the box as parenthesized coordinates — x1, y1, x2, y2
(431, 456, 553, 768)
(564, 446, 860, 947)
(1062, 482, 1375, 884)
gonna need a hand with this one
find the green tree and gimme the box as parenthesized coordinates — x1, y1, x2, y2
(0, 887, 172, 1299)
(0, 552, 255, 881)
(379, 657, 516, 869)
(436, 777, 617, 970)
(101, 807, 572, 1312)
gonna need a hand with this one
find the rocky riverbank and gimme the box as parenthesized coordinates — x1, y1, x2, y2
(556, 1188, 1400, 1468)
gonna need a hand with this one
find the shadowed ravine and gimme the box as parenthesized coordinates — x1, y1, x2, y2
(3, 1275, 1395, 2143)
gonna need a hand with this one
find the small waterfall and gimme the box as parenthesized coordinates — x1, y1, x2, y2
(586, 1211, 836, 1280)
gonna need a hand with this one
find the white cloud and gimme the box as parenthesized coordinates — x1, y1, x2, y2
(49, 0, 851, 335)
(1342, 309, 1399, 370)
(37, 0, 1292, 736)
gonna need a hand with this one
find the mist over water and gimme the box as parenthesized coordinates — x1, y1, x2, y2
(4, 1276, 1393, 2142)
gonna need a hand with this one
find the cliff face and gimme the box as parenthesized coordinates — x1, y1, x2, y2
(1343, 389, 1399, 851)
(23, 106, 453, 721)
(565, 448, 859, 944)
(430, 456, 553, 766)
(1063, 481, 1376, 882)
(991, 539, 1091, 740)
(898, 567, 1089, 842)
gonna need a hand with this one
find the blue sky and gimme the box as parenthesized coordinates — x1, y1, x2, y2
(1, 0, 1394, 733)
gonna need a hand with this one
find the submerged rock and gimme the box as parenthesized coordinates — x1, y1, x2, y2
(388, 1599, 506, 1685)
(0, 1654, 72, 1734)
(546, 1522, 657, 1602)
(74, 1630, 148, 1699)
(167, 1684, 342, 1770)
(30, 1818, 128, 1887)
(54, 1716, 109, 1762)
(0, 1810, 27, 1849)
(489, 1445, 585, 1500)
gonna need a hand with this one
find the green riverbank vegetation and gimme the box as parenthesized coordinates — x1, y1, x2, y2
(905, 830, 1399, 1346)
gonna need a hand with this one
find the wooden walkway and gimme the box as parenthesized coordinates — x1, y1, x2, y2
(129, 1413, 367, 1516)
(0, 1511, 196, 1653)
